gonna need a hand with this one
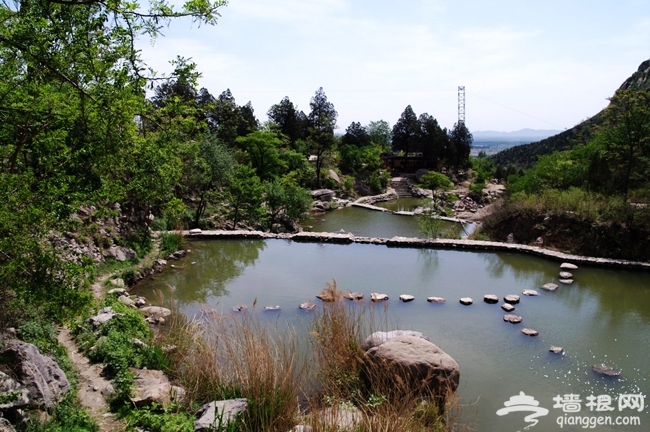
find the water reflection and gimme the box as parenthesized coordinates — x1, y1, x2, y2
(137, 240, 265, 304)
(134, 240, 650, 432)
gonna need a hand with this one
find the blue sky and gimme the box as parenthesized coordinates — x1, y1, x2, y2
(139, 0, 650, 133)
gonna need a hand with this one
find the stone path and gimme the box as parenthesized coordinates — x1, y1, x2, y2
(181, 230, 650, 270)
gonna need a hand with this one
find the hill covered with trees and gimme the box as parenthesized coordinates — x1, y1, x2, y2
(491, 59, 650, 169)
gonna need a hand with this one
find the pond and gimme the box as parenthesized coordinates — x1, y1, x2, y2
(305, 199, 472, 239)
(134, 239, 650, 432)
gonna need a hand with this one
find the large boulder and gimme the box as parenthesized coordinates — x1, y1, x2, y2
(194, 399, 247, 431)
(311, 189, 335, 202)
(0, 340, 70, 409)
(129, 368, 185, 408)
(362, 330, 429, 351)
(363, 335, 459, 410)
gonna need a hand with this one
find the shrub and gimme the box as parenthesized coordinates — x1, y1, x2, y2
(419, 172, 453, 191)
(160, 232, 186, 256)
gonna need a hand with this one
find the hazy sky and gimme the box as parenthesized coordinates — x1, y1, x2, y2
(139, 0, 650, 133)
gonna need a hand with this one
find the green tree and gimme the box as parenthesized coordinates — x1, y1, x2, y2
(189, 136, 234, 227)
(0, 0, 226, 325)
(600, 89, 650, 198)
(416, 113, 448, 167)
(307, 87, 338, 188)
(367, 120, 392, 152)
(448, 122, 473, 172)
(226, 164, 264, 229)
(235, 131, 284, 181)
(267, 96, 308, 145)
(392, 105, 419, 156)
(264, 178, 311, 230)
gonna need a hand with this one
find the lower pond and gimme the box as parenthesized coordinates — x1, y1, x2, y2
(134, 239, 650, 432)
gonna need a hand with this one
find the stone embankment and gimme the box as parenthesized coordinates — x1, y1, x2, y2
(182, 229, 650, 270)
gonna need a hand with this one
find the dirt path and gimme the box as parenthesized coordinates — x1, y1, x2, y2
(57, 328, 125, 432)
(58, 243, 160, 431)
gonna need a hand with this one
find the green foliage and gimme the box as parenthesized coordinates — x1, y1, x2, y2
(418, 172, 453, 190)
(307, 88, 338, 188)
(471, 152, 495, 183)
(123, 404, 195, 432)
(77, 299, 168, 376)
(468, 182, 484, 200)
(17, 321, 59, 356)
(418, 203, 444, 239)
(226, 164, 265, 229)
(160, 232, 187, 255)
(26, 394, 99, 432)
(264, 178, 311, 229)
(236, 131, 284, 181)
(367, 120, 392, 152)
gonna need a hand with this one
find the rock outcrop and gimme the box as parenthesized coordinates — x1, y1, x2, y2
(0, 340, 70, 409)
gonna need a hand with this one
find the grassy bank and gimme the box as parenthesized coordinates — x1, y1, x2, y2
(478, 188, 650, 261)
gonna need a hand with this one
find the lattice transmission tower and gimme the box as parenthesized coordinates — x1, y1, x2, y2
(458, 86, 465, 125)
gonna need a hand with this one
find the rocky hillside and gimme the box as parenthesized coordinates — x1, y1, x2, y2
(491, 59, 650, 168)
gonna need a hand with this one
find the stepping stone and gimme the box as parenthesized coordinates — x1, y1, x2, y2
(263, 305, 280, 311)
(399, 294, 415, 302)
(501, 303, 515, 312)
(483, 294, 499, 304)
(541, 283, 558, 291)
(559, 271, 573, 279)
(523, 289, 538, 296)
(559, 279, 574, 285)
(560, 263, 578, 270)
(549, 346, 564, 354)
(503, 314, 523, 324)
(521, 328, 539, 336)
(344, 292, 364, 300)
(299, 302, 315, 311)
(427, 296, 446, 303)
(592, 364, 621, 377)
(371, 293, 389, 302)
(504, 294, 520, 305)
(459, 297, 473, 305)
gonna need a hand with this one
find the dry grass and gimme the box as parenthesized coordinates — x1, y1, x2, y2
(306, 299, 464, 432)
(152, 279, 467, 432)
(158, 310, 306, 431)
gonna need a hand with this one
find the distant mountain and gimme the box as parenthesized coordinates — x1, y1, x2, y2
(472, 129, 562, 140)
(491, 59, 650, 168)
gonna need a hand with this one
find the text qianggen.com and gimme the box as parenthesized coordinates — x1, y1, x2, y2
(556, 414, 641, 429)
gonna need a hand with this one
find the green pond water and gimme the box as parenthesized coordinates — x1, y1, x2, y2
(305, 200, 472, 239)
(134, 238, 650, 432)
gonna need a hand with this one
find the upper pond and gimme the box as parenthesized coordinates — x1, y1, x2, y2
(305, 198, 472, 238)
(134, 238, 650, 432)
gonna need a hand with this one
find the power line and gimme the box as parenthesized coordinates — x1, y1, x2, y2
(467, 92, 564, 128)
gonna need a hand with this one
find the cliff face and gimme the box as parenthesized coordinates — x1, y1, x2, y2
(491, 59, 650, 168)
(619, 59, 650, 91)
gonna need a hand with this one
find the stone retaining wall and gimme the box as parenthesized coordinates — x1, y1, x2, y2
(179, 230, 650, 270)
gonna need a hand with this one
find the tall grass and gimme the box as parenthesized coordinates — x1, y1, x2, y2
(159, 310, 306, 432)
(154, 283, 465, 431)
(307, 291, 463, 431)
(159, 231, 187, 256)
